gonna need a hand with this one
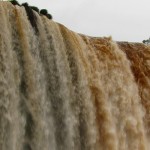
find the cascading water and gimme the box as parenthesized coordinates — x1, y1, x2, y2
(0, 2, 150, 150)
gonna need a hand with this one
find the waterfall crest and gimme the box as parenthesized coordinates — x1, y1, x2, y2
(0, 2, 150, 150)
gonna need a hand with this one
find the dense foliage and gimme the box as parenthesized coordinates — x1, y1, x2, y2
(143, 38, 150, 45)
(9, 0, 53, 20)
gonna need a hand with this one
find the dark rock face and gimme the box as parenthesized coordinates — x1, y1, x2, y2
(22, 3, 38, 33)
(30, 6, 39, 14)
(23, 144, 32, 150)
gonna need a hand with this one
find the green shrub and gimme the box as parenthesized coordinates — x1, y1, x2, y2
(47, 14, 52, 19)
(9, 0, 20, 6)
(30, 6, 39, 13)
(40, 9, 48, 15)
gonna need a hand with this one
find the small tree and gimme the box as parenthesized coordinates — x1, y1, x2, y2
(9, 0, 20, 6)
(46, 14, 52, 19)
(40, 9, 48, 15)
(21, 2, 29, 7)
(9, 1, 53, 20)
(143, 37, 150, 45)
(40, 9, 53, 20)
(30, 6, 39, 13)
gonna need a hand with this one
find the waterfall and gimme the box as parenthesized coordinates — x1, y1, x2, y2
(0, 2, 150, 150)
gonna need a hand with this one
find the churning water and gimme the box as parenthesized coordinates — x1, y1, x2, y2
(0, 2, 150, 150)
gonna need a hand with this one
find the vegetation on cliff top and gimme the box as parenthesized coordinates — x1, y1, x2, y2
(9, 0, 53, 20)
(142, 38, 150, 45)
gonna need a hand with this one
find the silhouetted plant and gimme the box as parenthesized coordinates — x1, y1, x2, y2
(40, 9, 53, 19)
(142, 38, 150, 45)
(46, 14, 52, 19)
(30, 6, 39, 13)
(9, 0, 20, 6)
(40, 9, 48, 15)
(143, 40, 146, 43)
(21, 2, 29, 7)
(9, 1, 53, 20)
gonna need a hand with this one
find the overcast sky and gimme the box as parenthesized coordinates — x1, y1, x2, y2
(17, 0, 150, 42)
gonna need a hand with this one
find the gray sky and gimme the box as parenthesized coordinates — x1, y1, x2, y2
(18, 0, 150, 42)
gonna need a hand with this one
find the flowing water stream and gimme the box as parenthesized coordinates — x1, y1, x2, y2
(0, 2, 150, 150)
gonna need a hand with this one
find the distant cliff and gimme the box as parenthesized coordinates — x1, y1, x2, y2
(0, 2, 150, 150)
